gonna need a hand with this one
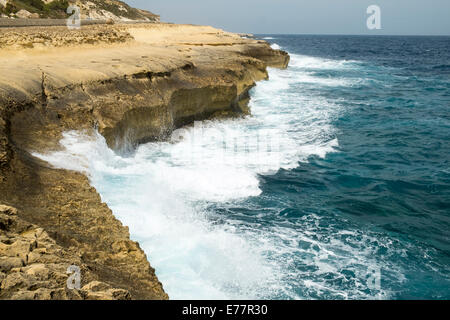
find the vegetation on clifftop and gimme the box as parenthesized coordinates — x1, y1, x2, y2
(1, 0, 69, 18)
(0, 0, 159, 20)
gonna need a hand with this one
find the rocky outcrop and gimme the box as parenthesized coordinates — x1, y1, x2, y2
(0, 204, 133, 299)
(0, 23, 289, 299)
(14, 9, 39, 19)
(243, 43, 290, 69)
(74, 0, 160, 22)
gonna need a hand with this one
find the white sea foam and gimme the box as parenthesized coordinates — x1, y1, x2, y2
(289, 54, 358, 70)
(270, 43, 281, 50)
(33, 54, 398, 299)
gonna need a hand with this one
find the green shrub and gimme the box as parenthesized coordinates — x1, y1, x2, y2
(44, 0, 69, 12)
(20, 0, 45, 11)
(0, 0, 70, 18)
(1, 3, 19, 15)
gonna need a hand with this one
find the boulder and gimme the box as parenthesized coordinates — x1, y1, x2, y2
(0, 257, 24, 272)
(15, 10, 33, 19)
(81, 281, 131, 300)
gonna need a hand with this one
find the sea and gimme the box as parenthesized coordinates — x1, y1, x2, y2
(35, 35, 450, 300)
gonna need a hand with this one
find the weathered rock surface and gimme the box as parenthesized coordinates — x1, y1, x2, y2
(0, 23, 289, 299)
(0, 24, 133, 49)
(0, 204, 132, 299)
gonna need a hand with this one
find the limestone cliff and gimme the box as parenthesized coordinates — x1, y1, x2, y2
(0, 23, 289, 299)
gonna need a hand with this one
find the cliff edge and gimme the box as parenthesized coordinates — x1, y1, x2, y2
(0, 22, 289, 299)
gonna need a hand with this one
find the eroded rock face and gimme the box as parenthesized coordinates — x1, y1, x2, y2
(0, 205, 134, 300)
(0, 23, 289, 300)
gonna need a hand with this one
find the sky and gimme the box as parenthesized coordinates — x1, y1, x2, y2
(127, 0, 450, 35)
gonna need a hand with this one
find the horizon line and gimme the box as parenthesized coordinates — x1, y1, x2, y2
(247, 32, 450, 37)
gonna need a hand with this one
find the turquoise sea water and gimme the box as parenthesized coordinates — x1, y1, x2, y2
(36, 35, 450, 299)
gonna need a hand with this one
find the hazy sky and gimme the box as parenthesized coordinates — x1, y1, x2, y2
(127, 0, 450, 35)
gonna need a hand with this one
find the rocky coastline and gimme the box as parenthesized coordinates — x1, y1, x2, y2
(0, 22, 289, 299)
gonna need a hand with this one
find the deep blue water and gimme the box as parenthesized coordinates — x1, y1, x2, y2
(239, 35, 450, 299)
(38, 35, 450, 300)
